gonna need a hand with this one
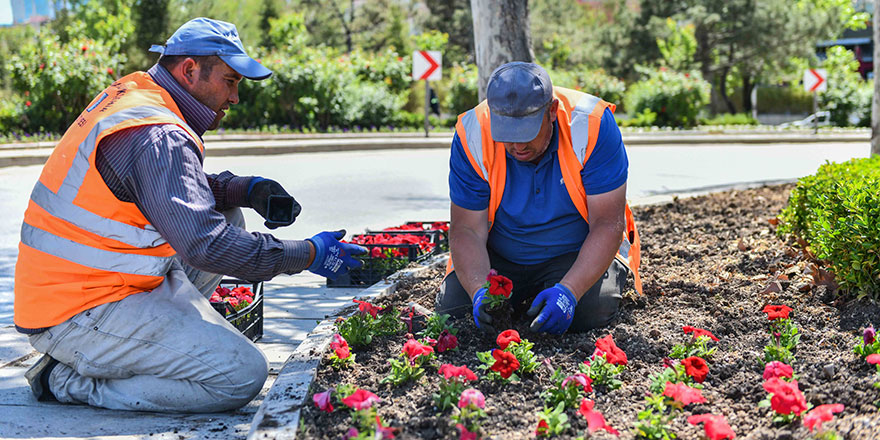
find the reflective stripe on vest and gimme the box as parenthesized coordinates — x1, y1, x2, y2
(459, 109, 489, 180)
(20, 223, 173, 276)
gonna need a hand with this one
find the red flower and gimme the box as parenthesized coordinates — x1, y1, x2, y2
(762, 304, 793, 320)
(490, 349, 520, 379)
(562, 373, 593, 392)
(687, 414, 736, 440)
(496, 329, 521, 350)
(762, 361, 794, 380)
(342, 389, 380, 410)
(312, 389, 334, 412)
(867, 353, 880, 365)
(455, 423, 477, 440)
(578, 399, 620, 435)
(25, 101, 31, 107)
(353, 299, 381, 318)
(663, 382, 707, 406)
(334, 345, 351, 359)
(762, 378, 807, 415)
(438, 364, 477, 382)
(330, 333, 348, 350)
(81, 45, 88, 52)
(535, 419, 550, 436)
(595, 334, 628, 365)
(682, 325, 720, 341)
(436, 330, 458, 352)
(402, 339, 433, 364)
(106, 67, 114, 75)
(682, 356, 709, 383)
(803, 403, 844, 432)
(375, 416, 396, 439)
(487, 273, 513, 298)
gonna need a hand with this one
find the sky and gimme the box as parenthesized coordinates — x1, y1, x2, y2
(0, 0, 12, 26)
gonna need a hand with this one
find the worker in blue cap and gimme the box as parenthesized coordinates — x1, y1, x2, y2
(18, 18, 365, 412)
(436, 62, 642, 336)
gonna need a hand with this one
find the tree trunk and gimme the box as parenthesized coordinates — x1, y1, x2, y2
(718, 66, 736, 114)
(872, 0, 880, 156)
(470, 0, 534, 101)
(742, 72, 752, 114)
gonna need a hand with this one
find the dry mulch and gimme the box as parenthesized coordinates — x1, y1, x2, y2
(298, 184, 880, 439)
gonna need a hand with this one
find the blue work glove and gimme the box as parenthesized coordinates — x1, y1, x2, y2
(527, 283, 577, 334)
(247, 177, 302, 229)
(471, 287, 497, 334)
(306, 230, 367, 280)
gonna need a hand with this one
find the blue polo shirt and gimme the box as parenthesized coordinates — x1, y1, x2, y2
(449, 107, 628, 265)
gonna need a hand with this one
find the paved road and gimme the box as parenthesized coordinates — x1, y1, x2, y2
(0, 141, 870, 326)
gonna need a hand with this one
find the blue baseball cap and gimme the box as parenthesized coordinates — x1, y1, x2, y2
(486, 62, 553, 143)
(149, 18, 272, 80)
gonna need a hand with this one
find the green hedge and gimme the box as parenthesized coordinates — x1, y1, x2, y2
(778, 156, 880, 300)
(623, 67, 710, 128)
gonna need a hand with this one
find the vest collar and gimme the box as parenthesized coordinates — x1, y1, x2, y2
(147, 64, 217, 137)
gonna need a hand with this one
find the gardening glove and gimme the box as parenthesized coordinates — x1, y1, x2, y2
(472, 287, 497, 334)
(307, 230, 367, 280)
(527, 283, 577, 335)
(247, 177, 302, 229)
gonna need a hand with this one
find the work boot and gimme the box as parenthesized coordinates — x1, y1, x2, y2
(24, 354, 59, 402)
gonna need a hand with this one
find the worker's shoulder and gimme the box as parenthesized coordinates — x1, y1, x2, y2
(112, 122, 197, 144)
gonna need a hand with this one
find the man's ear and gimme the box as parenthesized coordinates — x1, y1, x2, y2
(548, 99, 559, 123)
(178, 57, 199, 86)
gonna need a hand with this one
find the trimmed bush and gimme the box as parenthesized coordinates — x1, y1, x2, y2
(624, 67, 710, 128)
(778, 156, 880, 300)
(698, 113, 758, 126)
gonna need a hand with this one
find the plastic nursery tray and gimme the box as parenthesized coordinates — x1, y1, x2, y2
(327, 240, 430, 287)
(210, 278, 264, 342)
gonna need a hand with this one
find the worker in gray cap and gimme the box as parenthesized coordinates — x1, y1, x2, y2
(436, 62, 642, 336)
(17, 17, 365, 412)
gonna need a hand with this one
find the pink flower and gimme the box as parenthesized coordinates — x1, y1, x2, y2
(687, 414, 736, 440)
(578, 399, 619, 435)
(402, 339, 433, 364)
(663, 382, 707, 406)
(762, 361, 794, 380)
(342, 389, 380, 410)
(375, 416, 396, 439)
(436, 330, 459, 352)
(864, 326, 876, 345)
(867, 353, 880, 365)
(330, 333, 348, 351)
(803, 403, 844, 432)
(438, 364, 478, 382)
(455, 424, 477, 440)
(312, 389, 333, 412)
(458, 388, 485, 409)
(562, 373, 593, 392)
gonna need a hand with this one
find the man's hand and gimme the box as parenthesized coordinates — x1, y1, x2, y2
(248, 178, 302, 229)
(472, 287, 497, 334)
(527, 283, 577, 334)
(307, 230, 367, 280)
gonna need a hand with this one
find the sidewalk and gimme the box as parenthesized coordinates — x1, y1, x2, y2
(0, 129, 870, 168)
(0, 271, 370, 439)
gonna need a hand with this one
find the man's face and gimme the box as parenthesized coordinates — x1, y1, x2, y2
(501, 99, 558, 164)
(186, 59, 243, 130)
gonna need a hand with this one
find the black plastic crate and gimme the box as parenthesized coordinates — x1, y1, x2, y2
(210, 279, 263, 342)
(372, 221, 450, 253)
(327, 239, 429, 287)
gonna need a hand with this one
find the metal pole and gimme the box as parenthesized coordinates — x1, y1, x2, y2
(424, 81, 430, 138)
(813, 92, 818, 135)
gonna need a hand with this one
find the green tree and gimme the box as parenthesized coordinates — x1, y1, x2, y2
(132, 0, 169, 70)
(259, 0, 280, 49)
(417, 0, 473, 65)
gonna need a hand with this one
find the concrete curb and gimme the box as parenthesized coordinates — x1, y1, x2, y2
(0, 131, 868, 169)
(246, 255, 449, 440)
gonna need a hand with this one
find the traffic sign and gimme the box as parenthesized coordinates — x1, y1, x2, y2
(412, 50, 442, 81)
(803, 68, 827, 93)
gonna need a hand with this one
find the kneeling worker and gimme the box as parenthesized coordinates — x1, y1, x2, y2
(15, 18, 365, 412)
(436, 62, 642, 335)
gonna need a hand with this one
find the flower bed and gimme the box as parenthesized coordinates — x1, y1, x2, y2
(299, 184, 880, 439)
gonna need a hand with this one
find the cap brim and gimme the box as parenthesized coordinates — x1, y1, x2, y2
(220, 55, 273, 80)
(490, 108, 545, 143)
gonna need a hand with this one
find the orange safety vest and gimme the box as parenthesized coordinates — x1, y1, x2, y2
(14, 72, 205, 329)
(450, 86, 642, 294)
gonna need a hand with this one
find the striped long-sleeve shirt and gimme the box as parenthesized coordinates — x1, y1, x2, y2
(94, 64, 311, 281)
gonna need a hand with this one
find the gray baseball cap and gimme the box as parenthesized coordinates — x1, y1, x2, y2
(486, 62, 553, 143)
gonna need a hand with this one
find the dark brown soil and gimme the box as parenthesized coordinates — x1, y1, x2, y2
(298, 184, 880, 439)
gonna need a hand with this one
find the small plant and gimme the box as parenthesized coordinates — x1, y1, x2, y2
(477, 329, 539, 381)
(633, 393, 676, 440)
(452, 388, 487, 439)
(803, 404, 844, 440)
(535, 402, 570, 437)
(433, 364, 478, 412)
(336, 300, 405, 348)
(541, 370, 592, 410)
(478, 349, 520, 381)
(482, 270, 513, 310)
(669, 326, 719, 360)
(647, 357, 706, 394)
(854, 325, 880, 358)
(338, 388, 396, 439)
(761, 304, 799, 365)
(419, 313, 457, 340)
(759, 377, 809, 424)
(329, 333, 356, 368)
(382, 338, 435, 385)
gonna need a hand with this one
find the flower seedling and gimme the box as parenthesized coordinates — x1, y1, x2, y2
(210, 285, 255, 314)
(669, 326, 719, 360)
(339, 388, 395, 439)
(541, 370, 592, 410)
(578, 399, 619, 437)
(451, 388, 487, 439)
(580, 335, 627, 390)
(633, 392, 676, 440)
(477, 349, 520, 381)
(803, 404, 844, 439)
(854, 325, 880, 358)
(761, 304, 799, 365)
(477, 329, 539, 381)
(763, 361, 796, 381)
(419, 312, 458, 340)
(482, 270, 513, 310)
(329, 333, 356, 368)
(535, 402, 570, 437)
(383, 338, 435, 385)
(434, 364, 478, 412)
(337, 300, 405, 348)
(648, 356, 707, 394)
(687, 414, 735, 440)
(759, 377, 809, 424)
